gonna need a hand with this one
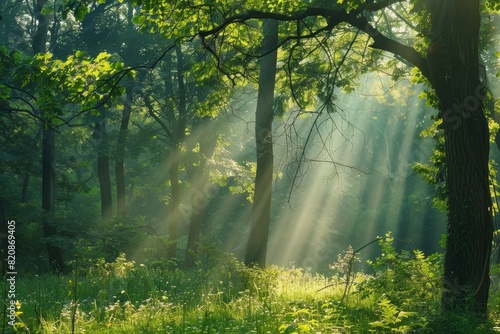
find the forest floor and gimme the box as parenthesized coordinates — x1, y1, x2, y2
(2, 242, 500, 333)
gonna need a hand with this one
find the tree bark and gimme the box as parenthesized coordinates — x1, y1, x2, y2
(32, 0, 48, 54)
(244, 19, 278, 268)
(115, 87, 132, 217)
(425, 0, 492, 313)
(42, 126, 64, 271)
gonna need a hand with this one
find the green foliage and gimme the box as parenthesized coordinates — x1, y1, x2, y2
(483, 0, 500, 13)
(414, 104, 500, 213)
(363, 233, 442, 303)
(4, 241, 500, 333)
(336, 0, 364, 11)
(369, 295, 424, 332)
(2, 0, 500, 331)
(361, 233, 442, 331)
(412, 117, 448, 211)
(1, 46, 133, 125)
(411, 62, 500, 213)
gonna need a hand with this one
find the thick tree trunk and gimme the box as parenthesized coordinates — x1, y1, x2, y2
(42, 127, 64, 271)
(244, 19, 278, 268)
(95, 122, 113, 220)
(426, 0, 492, 313)
(115, 87, 132, 217)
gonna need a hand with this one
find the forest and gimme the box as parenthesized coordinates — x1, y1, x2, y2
(1, 0, 500, 332)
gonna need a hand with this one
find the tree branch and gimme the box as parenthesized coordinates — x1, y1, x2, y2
(142, 93, 175, 143)
(367, 0, 405, 12)
(198, 7, 430, 80)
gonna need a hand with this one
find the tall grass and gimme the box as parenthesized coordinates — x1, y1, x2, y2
(2, 237, 500, 333)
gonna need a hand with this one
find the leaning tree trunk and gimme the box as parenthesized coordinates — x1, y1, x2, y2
(427, 0, 492, 313)
(244, 19, 278, 268)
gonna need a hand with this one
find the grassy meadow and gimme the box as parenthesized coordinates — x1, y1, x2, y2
(2, 237, 500, 333)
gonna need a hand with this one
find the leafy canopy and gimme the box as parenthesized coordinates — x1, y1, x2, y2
(0, 46, 133, 125)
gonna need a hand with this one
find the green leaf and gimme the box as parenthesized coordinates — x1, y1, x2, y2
(74, 5, 89, 21)
(12, 50, 22, 63)
(0, 84, 10, 99)
(132, 15, 146, 26)
(41, 5, 53, 15)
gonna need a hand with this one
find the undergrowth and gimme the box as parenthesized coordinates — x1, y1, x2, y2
(2, 233, 500, 333)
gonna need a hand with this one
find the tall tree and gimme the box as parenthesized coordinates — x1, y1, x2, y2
(183, 117, 218, 268)
(424, 0, 492, 313)
(161, 46, 188, 259)
(1, 0, 133, 271)
(34, 0, 64, 271)
(186, 0, 497, 313)
(66, 0, 499, 313)
(244, 19, 278, 268)
(115, 87, 133, 217)
(140, 50, 185, 260)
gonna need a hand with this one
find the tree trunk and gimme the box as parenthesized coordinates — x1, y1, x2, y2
(184, 181, 206, 268)
(167, 147, 182, 259)
(166, 45, 187, 260)
(33, 0, 64, 272)
(32, 0, 48, 54)
(21, 173, 30, 202)
(244, 19, 278, 268)
(94, 122, 113, 220)
(427, 0, 492, 313)
(115, 87, 132, 217)
(42, 127, 64, 271)
(184, 118, 218, 269)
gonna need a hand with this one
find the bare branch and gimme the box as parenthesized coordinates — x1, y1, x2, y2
(287, 30, 359, 202)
